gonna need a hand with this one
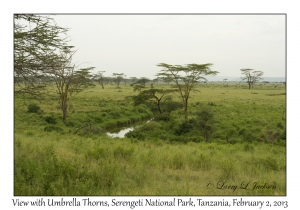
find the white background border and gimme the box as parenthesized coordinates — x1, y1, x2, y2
(1, 0, 297, 208)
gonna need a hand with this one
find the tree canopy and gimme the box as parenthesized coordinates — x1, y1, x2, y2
(240, 68, 264, 89)
(156, 63, 218, 120)
(14, 14, 72, 98)
(132, 88, 176, 114)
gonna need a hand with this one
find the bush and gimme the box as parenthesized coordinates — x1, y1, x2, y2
(77, 124, 103, 136)
(44, 116, 57, 124)
(243, 130, 256, 142)
(135, 104, 149, 114)
(195, 106, 215, 142)
(277, 122, 284, 129)
(280, 129, 286, 140)
(27, 103, 41, 113)
(174, 119, 196, 136)
(154, 113, 170, 121)
(93, 116, 103, 123)
(139, 121, 160, 132)
(65, 121, 75, 127)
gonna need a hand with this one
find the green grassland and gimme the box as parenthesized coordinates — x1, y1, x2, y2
(14, 82, 286, 195)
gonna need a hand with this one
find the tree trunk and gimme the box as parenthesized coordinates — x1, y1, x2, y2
(61, 95, 68, 122)
(157, 100, 162, 114)
(184, 98, 188, 121)
(62, 103, 68, 122)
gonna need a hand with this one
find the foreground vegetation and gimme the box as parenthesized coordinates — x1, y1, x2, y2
(14, 82, 286, 195)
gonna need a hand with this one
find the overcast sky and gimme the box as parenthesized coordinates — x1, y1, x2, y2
(52, 14, 285, 79)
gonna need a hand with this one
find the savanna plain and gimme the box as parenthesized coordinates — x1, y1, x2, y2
(14, 82, 286, 196)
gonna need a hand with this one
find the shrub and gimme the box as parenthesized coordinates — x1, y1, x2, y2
(78, 124, 103, 136)
(27, 103, 41, 113)
(139, 121, 159, 132)
(238, 127, 246, 135)
(195, 107, 215, 142)
(243, 130, 256, 143)
(135, 104, 150, 114)
(154, 113, 170, 121)
(44, 116, 57, 124)
(280, 129, 286, 140)
(93, 116, 103, 123)
(275, 140, 286, 146)
(174, 119, 196, 136)
(65, 121, 75, 127)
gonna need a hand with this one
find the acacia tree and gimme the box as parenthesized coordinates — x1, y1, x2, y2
(133, 89, 175, 114)
(123, 75, 129, 86)
(157, 63, 218, 121)
(14, 14, 70, 99)
(223, 78, 228, 87)
(94, 71, 106, 89)
(47, 48, 95, 122)
(136, 77, 150, 87)
(129, 77, 138, 85)
(112, 73, 125, 87)
(240, 68, 264, 89)
(14, 14, 95, 121)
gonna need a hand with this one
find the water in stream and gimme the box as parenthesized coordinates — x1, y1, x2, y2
(106, 118, 153, 138)
(106, 127, 134, 138)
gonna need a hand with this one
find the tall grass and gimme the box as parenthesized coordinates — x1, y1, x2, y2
(14, 132, 286, 195)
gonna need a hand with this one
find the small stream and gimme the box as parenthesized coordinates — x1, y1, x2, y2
(106, 118, 153, 138)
